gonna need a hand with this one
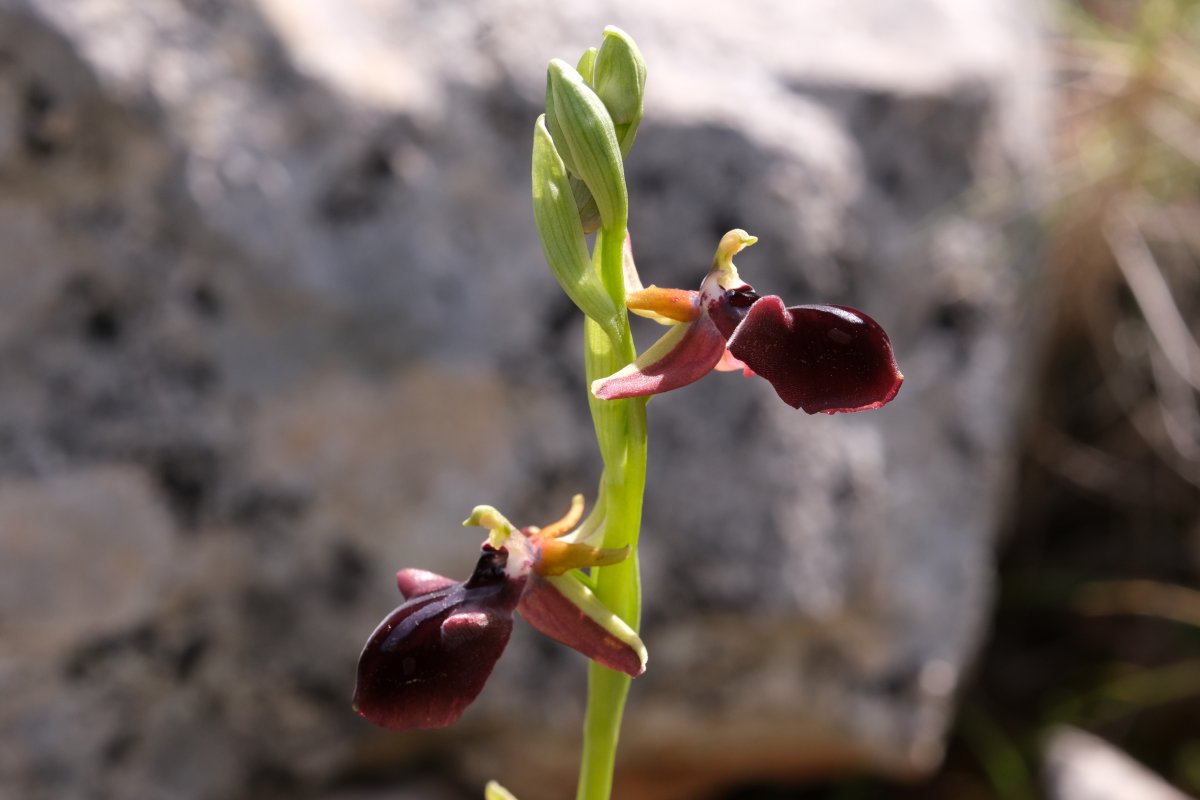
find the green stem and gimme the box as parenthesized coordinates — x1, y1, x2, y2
(578, 658, 632, 800)
(576, 227, 649, 800)
(598, 222, 627, 304)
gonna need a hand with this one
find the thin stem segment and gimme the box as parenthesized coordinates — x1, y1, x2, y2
(576, 228, 649, 800)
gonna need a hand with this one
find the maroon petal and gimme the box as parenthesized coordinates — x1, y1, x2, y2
(591, 315, 727, 400)
(353, 549, 525, 730)
(518, 573, 646, 677)
(396, 568, 457, 599)
(725, 297, 903, 414)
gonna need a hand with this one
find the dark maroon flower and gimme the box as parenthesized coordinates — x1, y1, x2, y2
(592, 230, 903, 414)
(354, 499, 646, 731)
(353, 547, 522, 730)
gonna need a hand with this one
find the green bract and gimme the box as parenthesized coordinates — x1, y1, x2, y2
(545, 58, 628, 232)
(531, 115, 621, 343)
(544, 64, 601, 232)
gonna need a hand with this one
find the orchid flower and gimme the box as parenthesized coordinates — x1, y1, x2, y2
(353, 496, 647, 731)
(592, 230, 904, 414)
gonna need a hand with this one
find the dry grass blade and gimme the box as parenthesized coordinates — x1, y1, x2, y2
(1074, 579, 1200, 627)
(1103, 209, 1200, 393)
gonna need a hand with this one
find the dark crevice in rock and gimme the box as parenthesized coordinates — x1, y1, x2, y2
(326, 540, 369, 608)
(63, 623, 159, 681)
(83, 305, 123, 346)
(930, 299, 979, 336)
(316, 142, 398, 224)
(228, 485, 308, 532)
(101, 732, 137, 766)
(173, 631, 210, 681)
(245, 760, 302, 798)
(190, 283, 222, 319)
(21, 80, 64, 159)
(152, 444, 220, 530)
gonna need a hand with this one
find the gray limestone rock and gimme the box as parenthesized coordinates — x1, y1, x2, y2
(0, 1, 1044, 798)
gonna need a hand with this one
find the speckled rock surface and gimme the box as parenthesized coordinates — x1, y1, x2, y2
(0, 1, 1044, 798)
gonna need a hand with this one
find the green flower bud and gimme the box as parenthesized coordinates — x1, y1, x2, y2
(594, 27, 645, 157)
(576, 46, 598, 85)
(531, 115, 621, 339)
(545, 59, 628, 232)
(556, 33, 642, 233)
(571, 47, 605, 231)
(593, 26, 646, 129)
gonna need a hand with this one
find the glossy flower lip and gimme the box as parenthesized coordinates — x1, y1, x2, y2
(592, 230, 903, 414)
(353, 546, 522, 731)
(354, 500, 646, 731)
(724, 296, 902, 413)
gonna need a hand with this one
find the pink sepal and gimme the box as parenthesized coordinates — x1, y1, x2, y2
(519, 574, 645, 677)
(591, 315, 727, 400)
(397, 568, 457, 599)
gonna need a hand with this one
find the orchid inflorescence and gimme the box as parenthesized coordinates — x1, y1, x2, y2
(354, 26, 902, 800)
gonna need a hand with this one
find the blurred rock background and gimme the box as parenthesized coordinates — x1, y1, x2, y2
(0, 0, 1194, 799)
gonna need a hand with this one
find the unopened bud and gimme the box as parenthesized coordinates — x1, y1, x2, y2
(576, 46, 598, 85)
(545, 59, 628, 231)
(593, 26, 646, 156)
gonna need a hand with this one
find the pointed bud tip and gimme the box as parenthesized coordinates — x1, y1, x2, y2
(599, 26, 644, 62)
(546, 57, 578, 83)
(576, 47, 598, 84)
(593, 26, 646, 130)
